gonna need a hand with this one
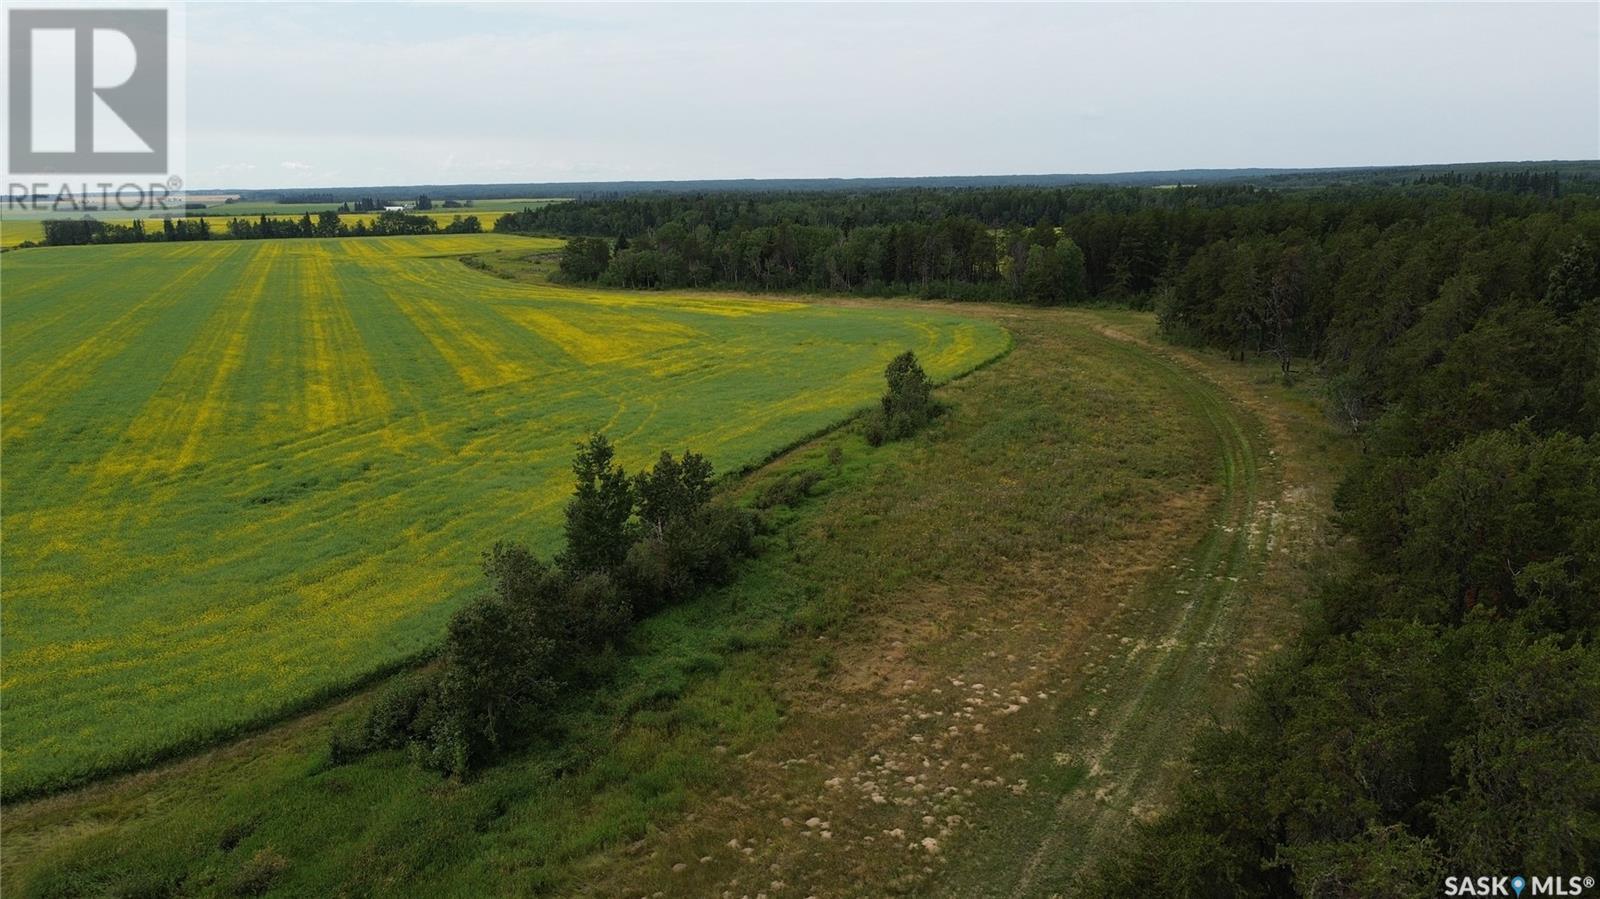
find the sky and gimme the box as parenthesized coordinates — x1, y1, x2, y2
(184, 2, 1600, 190)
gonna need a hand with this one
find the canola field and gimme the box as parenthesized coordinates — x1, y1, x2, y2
(0, 234, 1008, 797)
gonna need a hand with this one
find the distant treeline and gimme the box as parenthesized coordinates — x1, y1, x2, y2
(269, 193, 470, 209)
(212, 160, 1600, 203)
(1413, 168, 1565, 196)
(492, 179, 1596, 306)
(33, 210, 482, 246)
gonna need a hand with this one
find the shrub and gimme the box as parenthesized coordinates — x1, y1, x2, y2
(863, 415, 888, 447)
(231, 847, 289, 897)
(754, 469, 823, 509)
(559, 571, 633, 648)
(865, 350, 940, 444)
(635, 450, 714, 534)
(366, 669, 442, 749)
(621, 504, 759, 612)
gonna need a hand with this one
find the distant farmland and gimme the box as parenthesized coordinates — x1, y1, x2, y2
(0, 200, 564, 247)
(0, 234, 1008, 797)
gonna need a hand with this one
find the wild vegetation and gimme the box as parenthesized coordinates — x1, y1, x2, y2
(0, 234, 1006, 799)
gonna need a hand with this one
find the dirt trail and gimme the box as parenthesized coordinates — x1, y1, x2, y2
(598, 310, 1341, 899)
(999, 328, 1273, 894)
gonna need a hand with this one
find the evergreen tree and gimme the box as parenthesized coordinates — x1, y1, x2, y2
(558, 433, 636, 574)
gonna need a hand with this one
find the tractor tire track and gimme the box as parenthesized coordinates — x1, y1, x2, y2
(999, 326, 1273, 896)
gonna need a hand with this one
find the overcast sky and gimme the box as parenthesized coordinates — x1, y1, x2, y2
(186, 2, 1600, 190)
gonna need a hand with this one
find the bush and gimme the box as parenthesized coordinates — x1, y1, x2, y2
(328, 669, 441, 764)
(635, 450, 714, 534)
(864, 350, 941, 444)
(621, 504, 759, 612)
(863, 415, 888, 447)
(559, 571, 633, 648)
(754, 469, 823, 509)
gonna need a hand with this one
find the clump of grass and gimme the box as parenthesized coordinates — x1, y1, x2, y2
(230, 847, 289, 897)
(754, 469, 824, 509)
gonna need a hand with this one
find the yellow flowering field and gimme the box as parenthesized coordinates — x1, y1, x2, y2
(0, 234, 1008, 796)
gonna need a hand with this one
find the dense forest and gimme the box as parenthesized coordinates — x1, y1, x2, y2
(1090, 204, 1600, 892)
(494, 177, 1595, 311)
(515, 179, 1600, 893)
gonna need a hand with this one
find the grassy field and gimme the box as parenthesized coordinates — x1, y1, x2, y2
(0, 301, 1344, 897)
(1, 220, 47, 246)
(0, 234, 1007, 799)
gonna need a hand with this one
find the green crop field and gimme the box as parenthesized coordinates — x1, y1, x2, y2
(1, 219, 46, 247)
(0, 234, 1008, 798)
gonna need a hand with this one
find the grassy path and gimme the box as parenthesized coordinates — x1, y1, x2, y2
(968, 324, 1276, 894)
(599, 307, 1345, 898)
